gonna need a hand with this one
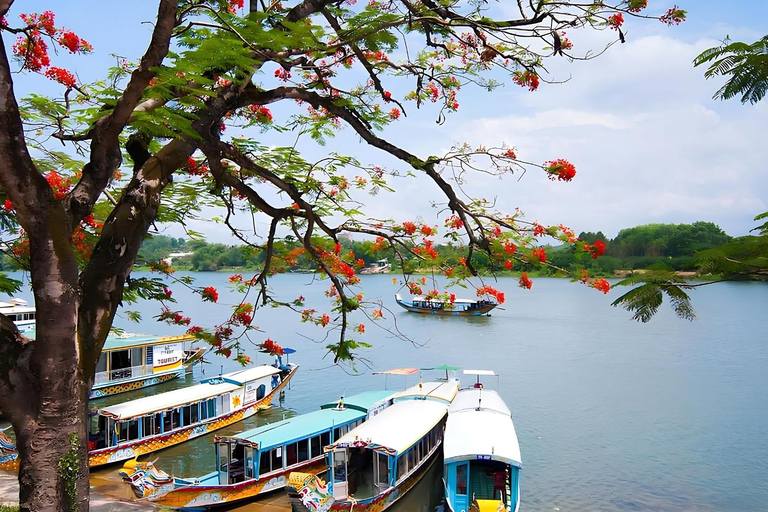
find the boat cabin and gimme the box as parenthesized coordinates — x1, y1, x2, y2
(326, 399, 448, 502)
(0, 298, 36, 333)
(88, 366, 284, 452)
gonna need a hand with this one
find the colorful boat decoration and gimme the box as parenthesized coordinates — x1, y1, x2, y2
(395, 293, 497, 316)
(91, 332, 206, 399)
(289, 377, 459, 512)
(0, 362, 297, 472)
(0, 428, 19, 473)
(444, 371, 522, 512)
(122, 389, 395, 509)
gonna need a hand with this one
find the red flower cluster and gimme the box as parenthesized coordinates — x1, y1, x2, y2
(229, 273, 243, 283)
(228, 0, 245, 12)
(402, 221, 417, 235)
(532, 247, 547, 263)
(533, 222, 547, 237)
(408, 282, 423, 295)
(355, 323, 366, 334)
(584, 239, 607, 259)
(13, 35, 50, 71)
(44, 67, 76, 87)
(389, 108, 401, 120)
(45, 170, 71, 199)
(519, 272, 533, 289)
(544, 159, 576, 182)
(628, 0, 648, 12)
(504, 148, 517, 159)
(260, 338, 284, 355)
(593, 278, 611, 294)
(504, 242, 517, 255)
(320, 313, 331, 326)
(201, 286, 219, 303)
(659, 6, 686, 26)
(274, 67, 292, 81)
(58, 30, 91, 53)
(476, 285, 505, 304)
(158, 308, 191, 326)
(445, 215, 464, 230)
(504, 260, 513, 270)
(607, 13, 624, 30)
(248, 105, 273, 123)
(513, 70, 540, 91)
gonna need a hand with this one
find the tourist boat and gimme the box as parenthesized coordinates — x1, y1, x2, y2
(359, 259, 391, 274)
(0, 298, 36, 333)
(395, 293, 498, 316)
(91, 331, 206, 399)
(0, 297, 205, 398)
(0, 362, 297, 472)
(443, 371, 521, 512)
(288, 376, 459, 511)
(121, 389, 395, 508)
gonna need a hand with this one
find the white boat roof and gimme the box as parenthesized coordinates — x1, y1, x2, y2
(331, 399, 447, 455)
(463, 369, 497, 377)
(444, 389, 521, 467)
(391, 379, 458, 404)
(0, 299, 35, 313)
(98, 365, 282, 420)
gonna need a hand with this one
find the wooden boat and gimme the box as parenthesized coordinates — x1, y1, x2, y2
(443, 371, 521, 512)
(121, 389, 396, 509)
(288, 377, 459, 512)
(0, 362, 297, 472)
(395, 293, 498, 316)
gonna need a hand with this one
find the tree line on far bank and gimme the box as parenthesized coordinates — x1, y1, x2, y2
(2, 220, 731, 277)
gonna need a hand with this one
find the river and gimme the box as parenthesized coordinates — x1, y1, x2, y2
(4, 272, 768, 510)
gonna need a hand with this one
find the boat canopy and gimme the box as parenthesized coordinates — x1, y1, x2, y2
(102, 333, 195, 351)
(463, 369, 497, 377)
(372, 367, 418, 376)
(409, 295, 489, 305)
(391, 379, 458, 404)
(329, 400, 447, 456)
(318, 390, 395, 412)
(98, 365, 281, 420)
(423, 364, 460, 371)
(443, 389, 521, 467)
(222, 390, 394, 448)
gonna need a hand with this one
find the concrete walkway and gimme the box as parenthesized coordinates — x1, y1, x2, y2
(0, 472, 157, 511)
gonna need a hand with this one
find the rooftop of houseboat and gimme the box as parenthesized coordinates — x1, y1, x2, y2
(23, 330, 195, 350)
(390, 379, 458, 404)
(443, 388, 521, 467)
(97, 365, 284, 419)
(329, 399, 448, 455)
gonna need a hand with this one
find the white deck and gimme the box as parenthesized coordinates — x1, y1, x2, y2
(331, 399, 448, 455)
(99, 365, 282, 419)
(391, 379, 459, 404)
(443, 389, 521, 467)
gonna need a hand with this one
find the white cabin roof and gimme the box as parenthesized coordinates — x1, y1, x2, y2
(331, 399, 447, 456)
(99, 365, 281, 420)
(391, 379, 458, 404)
(444, 389, 521, 466)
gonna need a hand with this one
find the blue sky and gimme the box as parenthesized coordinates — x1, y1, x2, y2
(4, 1, 767, 242)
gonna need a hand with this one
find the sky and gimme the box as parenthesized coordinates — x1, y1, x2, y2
(4, 0, 768, 243)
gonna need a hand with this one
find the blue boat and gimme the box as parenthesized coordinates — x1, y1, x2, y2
(124, 389, 395, 509)
(443, 371, 521, 512)
(395, 293, 497, 316)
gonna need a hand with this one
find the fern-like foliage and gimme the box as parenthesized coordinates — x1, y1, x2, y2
(694, 35, 768, 104)
(611, 271, 695, 323)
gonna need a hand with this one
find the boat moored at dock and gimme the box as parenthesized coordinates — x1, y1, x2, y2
(443, 371, 521, 512)
(123, 389, 395, 509)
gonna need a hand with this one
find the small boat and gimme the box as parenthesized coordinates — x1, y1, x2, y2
(0, 361, 298, 472)
(122, 389, 396, 509)
(395, 293, 498, 316)
(359, 260, 391, 275)
(443, 371, 521, 512)
(0, 298, 36, 333)
(288, 376, 459, 511)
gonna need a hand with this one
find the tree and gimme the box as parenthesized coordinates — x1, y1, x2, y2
(0, 1, 685, 509)
(612, 35, 768, 322)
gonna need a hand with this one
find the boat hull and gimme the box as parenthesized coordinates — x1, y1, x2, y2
(89, 370, 183, 399)
(395, 300, 497, 316)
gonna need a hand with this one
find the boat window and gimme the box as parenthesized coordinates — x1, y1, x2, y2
(376, 452, 389, 487)
(217, 442, 231, 485)
(244, 446, 255, 480)
(407, 447, 417, 471)
(118, 419, 139, 443)
(163, 411, 172, 432)
(182, 405, 192, 426)
(207, 399, 216, 418)
(146, 346, 153, 366)
(142, 416, 153, 438)
(218, 394, 230, 415)
(271, 446, 283, 470)
(256, 384, 266, 401)
(456, 463, 467, 495)
(286, 442, 298, 466)
(171, 408, 181, 429)
(396, 454, 407, 481)
(190, 403, 199, 424)
(131, 348, 143, 368)
(259, 449, 271, 475)
(200, 400, 209, 421)
(321, 431, 330, 449)
(332, 450, 347, 484)
(110, 350, 130, 372)
(310, 435, 322, 458)
(95, 354, 107, 374)
(297, 439, 309, 463)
